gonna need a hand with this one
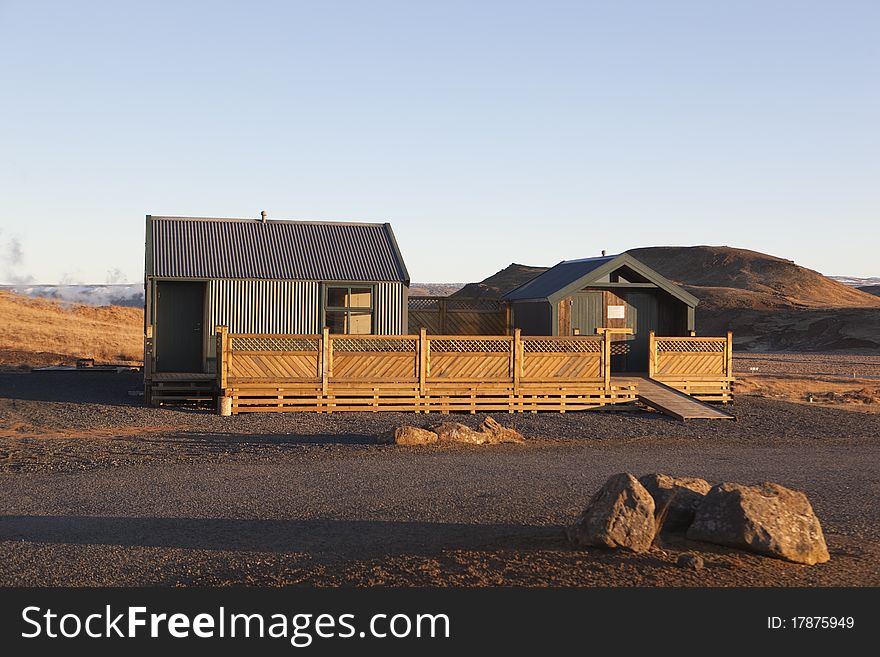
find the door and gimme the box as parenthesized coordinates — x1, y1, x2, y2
(621, 291, 657, 372)
(155, 281, 205, 372)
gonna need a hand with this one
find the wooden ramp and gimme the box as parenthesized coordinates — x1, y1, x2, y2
(633, 377, 735, 421)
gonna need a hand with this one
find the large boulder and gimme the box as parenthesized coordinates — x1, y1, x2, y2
(431, 422, 487, 444)
(478, 416, 525, 444)
(379, 426, 438, 445)
(687, 482, 830, 565)
(566, 473, 656, 553)
(638, 473, 712, 531)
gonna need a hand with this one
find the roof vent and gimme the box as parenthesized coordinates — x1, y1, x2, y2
(260, 210, 267, 223)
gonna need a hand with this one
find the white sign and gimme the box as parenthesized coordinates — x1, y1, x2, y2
(607, 305, 625, 319)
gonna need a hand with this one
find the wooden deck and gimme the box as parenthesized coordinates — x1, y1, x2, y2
(201, 328, 735, 415)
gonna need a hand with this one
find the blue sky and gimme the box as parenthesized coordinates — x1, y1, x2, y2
(1, 0, 878, 284)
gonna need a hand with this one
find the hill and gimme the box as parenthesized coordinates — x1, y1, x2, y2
(859, 285, 880, 297)
(627, 246, 880, 310)
(0, 290, 143, 369)
(454, 246, 880, 352)
(625, 247, 880, 351)
(409, 283, 464, 297)
(451, 263, 548, 299)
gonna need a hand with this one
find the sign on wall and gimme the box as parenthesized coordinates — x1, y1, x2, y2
(607, 305, 625, 319)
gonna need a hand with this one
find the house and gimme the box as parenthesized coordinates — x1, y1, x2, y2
(144, 214, 410, 387)
(503, 252, 699, 372)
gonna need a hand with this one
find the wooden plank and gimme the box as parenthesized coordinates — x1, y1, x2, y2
(418, 327, 427, 397)
(320, 327, 329, 396)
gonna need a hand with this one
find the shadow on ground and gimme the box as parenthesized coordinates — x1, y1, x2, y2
(0, 371, 147, 408)
(0, 515, 561, 559)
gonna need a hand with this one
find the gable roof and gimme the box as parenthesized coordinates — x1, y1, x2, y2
(146, 215, 410, 284)
(503, 252, 699, 307)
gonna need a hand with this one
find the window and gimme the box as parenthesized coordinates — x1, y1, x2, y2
(324, 285, 374, 334)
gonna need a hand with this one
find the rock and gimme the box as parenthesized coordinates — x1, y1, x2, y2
(566, 473, 656, 553)
(687, 482, 830, 565)
(638, 473, 712, 531)
(379, 426, 438, 445)
(431, 422, 487, 444)
(676, 553, 704, 570)
(478, 416, 525, 444)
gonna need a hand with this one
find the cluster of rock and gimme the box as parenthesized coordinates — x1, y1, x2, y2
(379, 416, 525, 446)
(566, 472, 830, 566)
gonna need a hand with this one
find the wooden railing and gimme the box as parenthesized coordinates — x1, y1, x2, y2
(214, 327, 735, 413)
(215, 327, 633, 413)
(648, 331, 734, 402)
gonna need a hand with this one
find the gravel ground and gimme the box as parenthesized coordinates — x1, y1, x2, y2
(1, 371, 878, 587)
(735, 352, 880, 378)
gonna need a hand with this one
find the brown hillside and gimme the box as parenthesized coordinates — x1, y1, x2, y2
(627, 246, 880, 309)
(0, 290, 143, 369)
(625, 247, 880, 351)
(456, 246, 880, 352)
(451, 263, 547, 299)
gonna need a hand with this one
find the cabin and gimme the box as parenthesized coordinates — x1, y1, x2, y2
(144, 214, 410, 403)
(504, 253, 699, 372)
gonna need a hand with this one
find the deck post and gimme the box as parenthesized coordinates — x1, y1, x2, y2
(603, 330, 611, 393)
(648, 330, 656, 379)
(513, 329, 522, 397)
(321, 327, 330, 397)
(216, 325, 231, 415)
(726, 331, 734, 379)
(418, 327, 427, 402)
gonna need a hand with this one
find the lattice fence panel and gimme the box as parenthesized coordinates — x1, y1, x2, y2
(523, 339, 602, 353)
(447, 299, 503, 312)
(610, 342, 630, 355)
(231, 337, 319, 352)
(429, 338, 511, 353)
(408, 297, 442, 311)
(657, 339, 726, 352)
(331, 338, 417, 353)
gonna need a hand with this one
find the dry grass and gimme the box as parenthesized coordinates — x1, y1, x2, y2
(0, 290, 143, 367)
(735, 374, 880, 411)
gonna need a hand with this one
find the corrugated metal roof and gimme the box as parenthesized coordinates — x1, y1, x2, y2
(147, 216, 409, 283)
(504, 256, 618, 301)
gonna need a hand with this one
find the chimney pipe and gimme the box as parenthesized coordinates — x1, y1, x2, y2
(260, 210, 267, 223)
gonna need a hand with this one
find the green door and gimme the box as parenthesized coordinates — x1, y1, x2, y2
(622, 291, 657, 371)
(155, 281, 205, 372)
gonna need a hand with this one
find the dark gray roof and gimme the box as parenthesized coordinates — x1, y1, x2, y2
(503, 253, 698, 307)
(504, 255, 617, 301)
(146, 216, 410, 284)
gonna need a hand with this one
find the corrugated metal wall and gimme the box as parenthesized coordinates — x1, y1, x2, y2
(208, 280, 320, 349)
(373, 282, 407, 334)
(205, 280, 407, 355)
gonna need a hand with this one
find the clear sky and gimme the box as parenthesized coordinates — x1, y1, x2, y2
(1, 0, 878, 285)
